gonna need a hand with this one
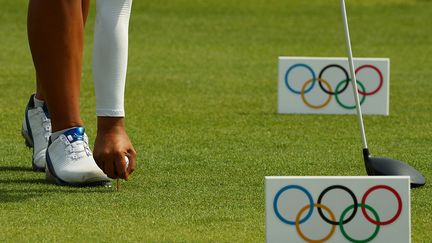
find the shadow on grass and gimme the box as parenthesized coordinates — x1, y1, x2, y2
(0, 178, 114, 203)
(0, 166, 33, 172)
(0, 187, 113, 203)
(0, 178, 47, 184)
(0, 191, 43, 203)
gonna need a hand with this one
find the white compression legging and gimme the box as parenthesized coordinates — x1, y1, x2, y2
(93, 0, 132, 117)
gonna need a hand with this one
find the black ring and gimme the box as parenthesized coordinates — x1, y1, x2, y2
(317, 185, 358, 225)
(318, 64, 350, 95)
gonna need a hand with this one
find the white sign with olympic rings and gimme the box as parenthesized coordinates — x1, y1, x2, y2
(278, 57, 390, 115)
(266, 176, 410, 243)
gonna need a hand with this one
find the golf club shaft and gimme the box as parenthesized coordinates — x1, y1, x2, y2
(340, 0, 368, 150)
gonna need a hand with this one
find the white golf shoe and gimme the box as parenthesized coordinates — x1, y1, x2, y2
(46, 127, 111, 186)
(22, 94, 51, 172)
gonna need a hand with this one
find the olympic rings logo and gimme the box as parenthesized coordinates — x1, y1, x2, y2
(273, 184, 402, 242)
(284, 64, 384, 110)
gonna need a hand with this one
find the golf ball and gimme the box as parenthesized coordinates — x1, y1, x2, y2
(125, 156, 129, 168)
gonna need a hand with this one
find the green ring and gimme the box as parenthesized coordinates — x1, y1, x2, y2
(339, 203, 380, 243)
(334, 79, 366, 109)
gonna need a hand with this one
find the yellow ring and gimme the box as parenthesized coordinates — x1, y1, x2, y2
(295, 203, 337, 243)
(300, 78, 333, 109)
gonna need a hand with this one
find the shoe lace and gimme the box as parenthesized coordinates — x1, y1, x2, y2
(39, 109, 51, 142)
(60, 134, 92, 161)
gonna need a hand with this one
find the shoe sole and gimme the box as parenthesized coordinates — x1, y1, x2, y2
(21, 128, 45, 172)
(45, 150, 112, 188)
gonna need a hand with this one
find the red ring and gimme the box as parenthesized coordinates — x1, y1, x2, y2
(361, 185, 402, 225)
(355, 64, 383, 96)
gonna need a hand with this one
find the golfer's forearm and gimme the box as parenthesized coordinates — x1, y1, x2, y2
(93, 0, 132, 117)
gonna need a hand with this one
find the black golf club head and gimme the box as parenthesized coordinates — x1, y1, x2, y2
(363, 149, 426, 188)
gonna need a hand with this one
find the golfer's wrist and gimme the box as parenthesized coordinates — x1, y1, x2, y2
(97, 116, 125, 133)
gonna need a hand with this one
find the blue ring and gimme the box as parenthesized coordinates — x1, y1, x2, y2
(285, 64, 316, 95)
(273, 185, 314, 225)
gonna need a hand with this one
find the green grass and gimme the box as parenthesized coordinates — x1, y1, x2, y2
(1, 0, 431, 242)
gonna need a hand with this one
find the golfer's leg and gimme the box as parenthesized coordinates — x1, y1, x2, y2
(93, 0, 132, 117)
(33, 0, 90, 104)
(28, 0, 84, 132)
(82, 0, 90, 25)
(26, 0, 110, 186)
(35, 76, 44, 101)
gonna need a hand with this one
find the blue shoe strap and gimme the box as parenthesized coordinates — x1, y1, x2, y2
(63, 127, 85, 143)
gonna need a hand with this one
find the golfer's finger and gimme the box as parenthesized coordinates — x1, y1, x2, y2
(95, 159, 103, 171)
(114, 154, 127, 180)
(104, 159, 117, 179)
(94, 154, 103, 170)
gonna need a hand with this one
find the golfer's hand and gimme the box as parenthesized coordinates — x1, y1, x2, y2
(93, 117, 137, 180)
